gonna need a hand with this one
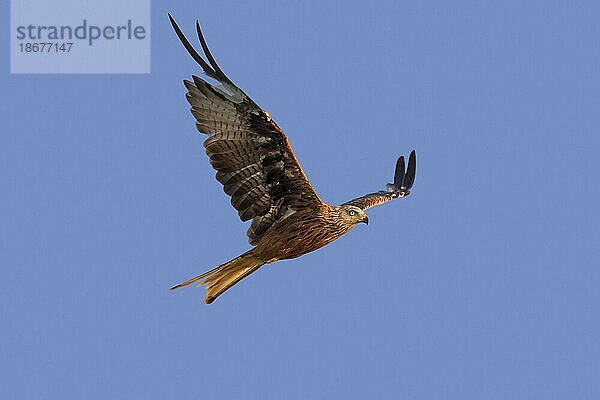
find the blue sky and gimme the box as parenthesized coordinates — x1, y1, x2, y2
(2, 1, 599, 399)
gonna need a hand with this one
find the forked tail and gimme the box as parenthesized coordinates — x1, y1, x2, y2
(170, 250, 265, 304)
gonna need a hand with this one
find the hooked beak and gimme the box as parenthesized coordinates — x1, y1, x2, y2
(362, 215, 369, 225)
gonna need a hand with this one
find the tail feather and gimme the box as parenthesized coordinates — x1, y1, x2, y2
(171, 250, 265, 304)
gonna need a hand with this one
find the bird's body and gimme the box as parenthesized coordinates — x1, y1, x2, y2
(168, 15, 417, 303)
(254, 205, 358, 262)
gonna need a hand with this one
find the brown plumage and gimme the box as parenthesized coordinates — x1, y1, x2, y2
(168, 16, 417, 304)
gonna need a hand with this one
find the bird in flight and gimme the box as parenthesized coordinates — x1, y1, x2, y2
(168, 15, 417, 304)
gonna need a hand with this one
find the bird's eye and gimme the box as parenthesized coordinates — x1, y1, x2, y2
(349, 210, 356, 216)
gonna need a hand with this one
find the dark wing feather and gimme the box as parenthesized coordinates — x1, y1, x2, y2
(343, 152, 416, 210)
(169, 15, 323, 244)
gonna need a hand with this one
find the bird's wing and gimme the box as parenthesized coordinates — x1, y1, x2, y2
(343, 151, 416, 210)
(169, 16, 323, 244)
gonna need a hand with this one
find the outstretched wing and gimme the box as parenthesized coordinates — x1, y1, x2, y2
(343, 151, 416, 210)
(169, 15, 323, 245)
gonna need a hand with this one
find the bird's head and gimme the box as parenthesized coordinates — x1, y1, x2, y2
(339, 205, 369, 225)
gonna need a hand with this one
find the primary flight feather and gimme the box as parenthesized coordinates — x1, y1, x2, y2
(168, 15, 417, 304)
